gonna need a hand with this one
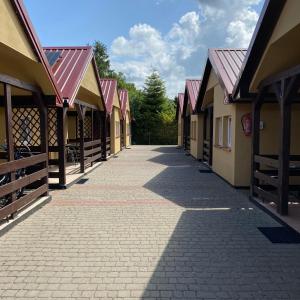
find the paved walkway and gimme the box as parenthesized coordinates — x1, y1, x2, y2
(0, 146, 300, 300)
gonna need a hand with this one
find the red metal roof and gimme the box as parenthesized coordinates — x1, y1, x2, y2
(10, 0, 63, 106)
(178, 93, 184, 116)
(209, 49, 247, 96)
(185, 79, 201, 112)
(119, 89, 128, 119)
(100, 79, 120, 114)
(43, 47, 95, 105)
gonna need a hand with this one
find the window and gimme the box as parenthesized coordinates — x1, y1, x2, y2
(215, 117, 223, 146)
(215, 116, 232, 149)
(191, 121, 197, 140)
(223, 116, 232, 148)
(115, 121, 120, 138)
(127, 124, 131, 136)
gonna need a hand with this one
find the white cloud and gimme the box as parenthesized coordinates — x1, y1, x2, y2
(226, 9, 259, 47)
(110, 0, 263, 98)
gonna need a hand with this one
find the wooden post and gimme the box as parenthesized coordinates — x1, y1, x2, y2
(277, 100, 291, 215)
(209, 108, 213, 166)
(57, 107, 66, 186)
(90, 108, 94, 167)
(251, 94, 262, 198)
(36, 94, 49, 196)
(4, 84, 16, 206)
(101, 113, 107, 160)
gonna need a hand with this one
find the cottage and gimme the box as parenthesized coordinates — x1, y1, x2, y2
(43, 46, 105, 188)
(0, 0, 63, 219)
(233, 0, 300, 215)
(100, 79, 122, 156)
(182, 80, 202, 159)
(119, 89, 131, 148)
(176, 93, 184, 147)
(196, 49, 250, 187)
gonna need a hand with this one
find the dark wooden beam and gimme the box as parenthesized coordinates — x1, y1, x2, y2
(0, 73, 40, 93)
(35, 93, 49, 196)
(79, 118, 85, 173)
(251, 90, 264, 198)
(4, 84, 16, 206)
(277, 100, 291, 215)
(0, 95, 57, 107)
(57, 107, 66, 185)
(260, 64, 300, 89)
(101, 113, 107, 160)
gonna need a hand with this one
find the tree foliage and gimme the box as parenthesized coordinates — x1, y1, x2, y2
(93, 41, 177, 145)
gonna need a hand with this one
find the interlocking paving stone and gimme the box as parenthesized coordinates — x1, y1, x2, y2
(0, 145, 300, 299)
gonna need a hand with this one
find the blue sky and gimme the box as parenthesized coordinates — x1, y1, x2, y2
(24, 0, 264, 97)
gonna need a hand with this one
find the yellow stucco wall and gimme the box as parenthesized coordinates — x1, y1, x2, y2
(233, 104, 252, 187)
(0, 1, 57, 96)
(125, 111, 131, 147)
(0, 0, 37, 62)
(0, 108, 6, 145)
(190, 114, 204, 160)
(259, 103, 300, 155)
(250, 0, 300, 91)
(76, 62, 104, 111)
(212, 84, 236, 185)
(111, 107, 121, 154)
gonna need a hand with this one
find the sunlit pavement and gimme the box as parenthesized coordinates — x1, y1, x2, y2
(0, 145, 300, 299)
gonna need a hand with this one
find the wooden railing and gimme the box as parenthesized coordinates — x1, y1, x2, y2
(84, 139, 102, 166)
(0, 153, 48, 221)
(121, 134, 125, 148)
(252, 154, 300, 204)
(203, 139, 211, 164)
(185, 136, 190, 151)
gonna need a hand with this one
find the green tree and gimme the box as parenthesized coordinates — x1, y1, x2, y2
(92, 41, 177, 145)
(93, 41, 110, 78)
(135, 72, 177, 145)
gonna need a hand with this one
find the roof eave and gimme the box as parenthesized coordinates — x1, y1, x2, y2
(232, 0, 287, 99)
(11, 0, 63, 106)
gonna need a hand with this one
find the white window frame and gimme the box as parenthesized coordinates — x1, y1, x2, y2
(218, 118, 223, 146)
(227, 116, 232, 148)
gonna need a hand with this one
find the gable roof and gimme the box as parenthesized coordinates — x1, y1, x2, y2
(10, 0, 63, 105)
(196, 48, 247, 111)
(100, 79, 120, 114)
(232, 0, 287, 99)
(43, 46, 101, 106)
(119, 89, 129, 119)
(185, 79, 201, 113)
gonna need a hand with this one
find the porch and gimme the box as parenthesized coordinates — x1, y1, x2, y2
(48, 101, 105, 188)
(0, 75, 49, 221)
(251, 64, 300, 218)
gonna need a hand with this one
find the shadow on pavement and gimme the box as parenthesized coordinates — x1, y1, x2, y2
(141, 146, 300, 299)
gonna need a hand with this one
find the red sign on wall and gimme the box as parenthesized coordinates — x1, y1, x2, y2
(241, 113, 252, 136)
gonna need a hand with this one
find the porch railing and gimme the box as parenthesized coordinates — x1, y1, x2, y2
(203, 139, 211, 165)
(0, 153, 48, 221)
(252, 154, 300, 204)
(83, 139, 102, 166)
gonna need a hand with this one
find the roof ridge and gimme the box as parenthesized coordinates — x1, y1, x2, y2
(43, 46, 92, 50)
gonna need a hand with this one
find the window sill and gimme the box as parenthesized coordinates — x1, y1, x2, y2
(214, 145, 232, 152)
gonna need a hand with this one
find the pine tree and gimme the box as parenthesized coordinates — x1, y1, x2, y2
(143, 72, 166, 114)
(141, 72, 169, 144)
